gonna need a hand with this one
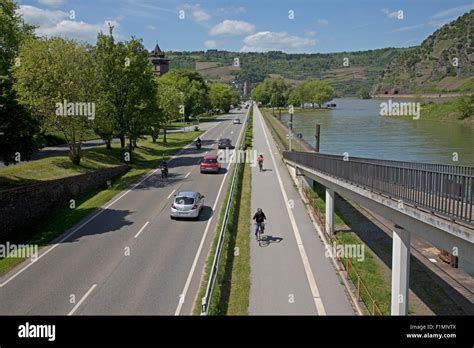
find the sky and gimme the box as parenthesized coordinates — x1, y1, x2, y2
(15, 0, 474, 53)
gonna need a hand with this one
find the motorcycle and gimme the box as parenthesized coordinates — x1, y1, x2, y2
(196, 141, 202, 150)
(160, 165, 168, 178)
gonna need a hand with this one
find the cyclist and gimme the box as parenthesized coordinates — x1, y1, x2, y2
(257, 154, 264, 172)
(252, 208, 266, 240)
(196, 137, 202, 149)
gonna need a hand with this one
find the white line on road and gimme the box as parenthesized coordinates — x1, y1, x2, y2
(257, 106, 326, 315)
(68, 284, 97, 315)
(134, 221, 150, 239)
(185, 171, 191, 178)
(174, 108, 249, 316)
(0, 122, 222, 288)
(167, 189, 176, 199)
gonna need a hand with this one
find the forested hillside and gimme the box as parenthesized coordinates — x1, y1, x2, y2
(373, 10, 474, 94)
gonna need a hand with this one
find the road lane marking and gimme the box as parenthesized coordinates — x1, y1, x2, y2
(68, 284, 97, 315)
(185, 171, 191, 178)
(256, 106, 326, 315)
(134, 221, 150, 239)
(174, 108, 249, 316)
(0, 121, 223, 288)
(167, 189, 176, 199)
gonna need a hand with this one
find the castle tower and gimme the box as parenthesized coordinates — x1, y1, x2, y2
(150, 43, 169, 77)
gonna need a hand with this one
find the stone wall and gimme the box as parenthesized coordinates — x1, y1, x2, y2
(0, 165, 128, 243)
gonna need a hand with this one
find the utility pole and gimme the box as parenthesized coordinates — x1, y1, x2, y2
(315, 124, 320, 153)
(288, 111, 293, 151)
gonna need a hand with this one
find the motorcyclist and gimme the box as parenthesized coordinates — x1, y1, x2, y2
(160, 160, 168, 177)
(196, 137, 202, 149)
(252, 208, 266, 239)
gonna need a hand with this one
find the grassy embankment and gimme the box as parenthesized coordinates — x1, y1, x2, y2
(0, 131, 201, 276)
(193, 108, 253, 315)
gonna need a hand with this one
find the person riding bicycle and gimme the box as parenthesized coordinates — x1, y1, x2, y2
(257, 154, 264, 171)
(196, 137, 202, 149)
(252, 208, 266, 239)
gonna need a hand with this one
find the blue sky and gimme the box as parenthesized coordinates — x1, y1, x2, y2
(16, 0, 474, 53)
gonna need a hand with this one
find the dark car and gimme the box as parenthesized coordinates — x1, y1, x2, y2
(218, 138, 232, 149)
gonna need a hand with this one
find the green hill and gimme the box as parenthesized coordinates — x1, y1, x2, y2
(166, 48, 404, 97)
(373, 10, 474, 95)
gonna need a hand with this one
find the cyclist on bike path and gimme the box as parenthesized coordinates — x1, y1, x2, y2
(252, 208, 267, 239)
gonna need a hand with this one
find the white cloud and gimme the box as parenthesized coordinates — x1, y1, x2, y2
(204, 40, 218, 49)
(147, 25, 156, 30)
(182, 4, 211, 22)
(317, 18, 329, 26)
(431, 4, 473, 19)
(38, 0, 65, 6)
(391, 24, 424, 33)
(210, 20, 255, 36)
(381, 8, 401, 19)
(241, 31, 318, 53)
(216, 6, 246, 15)
(18, 5, 119, 42)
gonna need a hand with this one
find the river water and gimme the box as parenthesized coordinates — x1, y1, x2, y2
(280, 98, 474, 166)
(280, 97, 474, 276)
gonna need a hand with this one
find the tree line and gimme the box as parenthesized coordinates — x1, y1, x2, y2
(251, 76, 335, 114)
(0, 0, 238, 166)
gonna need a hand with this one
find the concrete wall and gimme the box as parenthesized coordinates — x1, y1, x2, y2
(0, 165, 128, 243)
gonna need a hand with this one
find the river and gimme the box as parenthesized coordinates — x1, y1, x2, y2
(279, 97, 474, 276)
(280, 97, 474, 166)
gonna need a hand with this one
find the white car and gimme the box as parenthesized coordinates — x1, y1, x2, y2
(170, 191, 205, 219)
(233, 118, 240, 124)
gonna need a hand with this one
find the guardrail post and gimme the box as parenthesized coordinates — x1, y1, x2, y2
(391, 225, 411, 316)
(325, 188, 335, 236)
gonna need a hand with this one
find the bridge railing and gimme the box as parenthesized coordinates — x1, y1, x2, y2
(284, 151, 474, 225)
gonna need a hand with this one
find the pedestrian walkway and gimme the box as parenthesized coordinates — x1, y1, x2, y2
(249, 105, 355, 315)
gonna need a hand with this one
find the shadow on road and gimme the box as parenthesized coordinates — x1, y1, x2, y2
(258, 234, 283, 247)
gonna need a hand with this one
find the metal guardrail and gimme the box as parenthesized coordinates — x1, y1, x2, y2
(200, 107, 250, 315)
(284, 151, 474, 225)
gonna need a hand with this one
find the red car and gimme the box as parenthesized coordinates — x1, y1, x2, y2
(200, 155, 220, 174)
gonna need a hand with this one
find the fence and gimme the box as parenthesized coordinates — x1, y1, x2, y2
(285, 151, 474, 225)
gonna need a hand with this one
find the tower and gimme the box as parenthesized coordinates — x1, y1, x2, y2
(150, 43, 169, 77)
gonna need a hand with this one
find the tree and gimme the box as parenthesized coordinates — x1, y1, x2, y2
(0, 75, 40, 165)
(161, 69, 208, 121)
(94, 26, 158, 154)
(0, 0, 35, 76)
(357, 88, 371, 99)
(209, 83, 234, 113)
(157, 75, 183, 143)
(13, 37, 96, 164)
(456, 95, 474, 120)
(251, 83, 269, 104)
(304, 79, 335, 107)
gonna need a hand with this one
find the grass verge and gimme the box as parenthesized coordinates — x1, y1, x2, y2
(0, 131, 202, 277)
(193, 107, 252, 315)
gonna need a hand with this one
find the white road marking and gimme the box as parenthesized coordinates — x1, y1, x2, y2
(134, 221, 150, 239)
(174, 108, 249, 316)
(185, 171, 191, 178)
(167, 189, 176, 199)
(256, 106, 326, 315)
(429, 258, 437, 263)
(0, 122, 222, 288)
(68, 284, 97, 315)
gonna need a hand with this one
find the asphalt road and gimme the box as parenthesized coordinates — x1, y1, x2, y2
(249, 105, 355, 315)
(0, 110, 247, 315)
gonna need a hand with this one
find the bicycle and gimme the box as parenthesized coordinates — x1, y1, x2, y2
(255, 222, 265, 242)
